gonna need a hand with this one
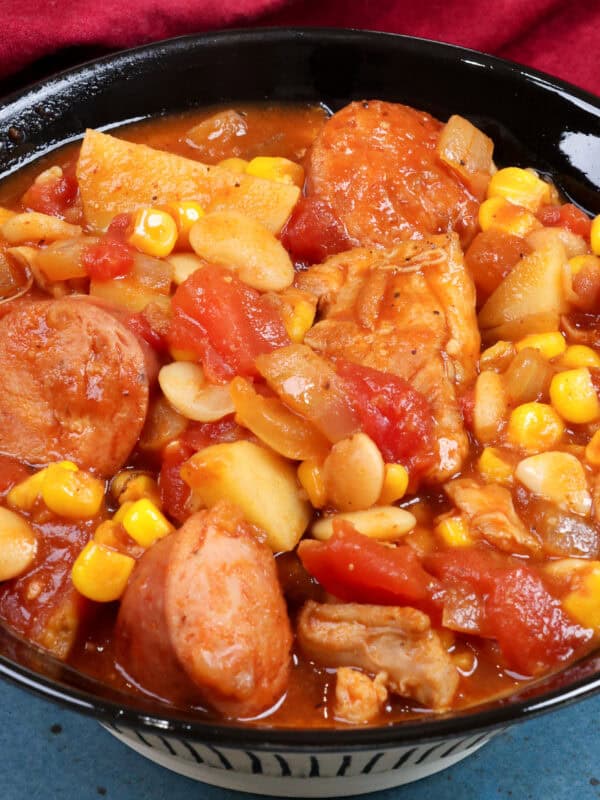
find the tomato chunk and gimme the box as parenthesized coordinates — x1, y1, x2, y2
(281, 197, 352, 266)
(428, 547, 591, 675)
(298, 521, 443, 616)
(335, 360, 435, 477)
(537, 203, 592, 239)
(465, 229, 531, 302)
(159, 441, 194, 524)
(126, 311, 168, 353)
(22, 173, 78, 218)
(168, 264, 290, 381)
(82, 239, 134, 280)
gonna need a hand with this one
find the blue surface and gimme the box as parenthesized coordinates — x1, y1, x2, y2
(1, 681, 599, 799)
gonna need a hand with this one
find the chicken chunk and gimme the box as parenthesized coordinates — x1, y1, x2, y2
(299, 235, 479, 483)
(334, 667, 388, 725)
(297, 601, 458, 710)
(445, 478, 541, 556)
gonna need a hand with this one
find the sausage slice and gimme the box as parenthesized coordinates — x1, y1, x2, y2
(116, 502, 292, 717)
(307, 100, 479, 247)
(0, 297, 149, 476)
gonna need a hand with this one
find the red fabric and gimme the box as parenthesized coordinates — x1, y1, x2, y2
(0, 0, 598, 96)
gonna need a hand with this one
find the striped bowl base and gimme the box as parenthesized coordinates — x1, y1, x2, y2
(103, 723, 502, 797)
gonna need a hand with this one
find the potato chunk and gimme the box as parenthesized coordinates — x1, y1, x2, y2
(76, 130, 300, 233)
(181, 441, 311, 552)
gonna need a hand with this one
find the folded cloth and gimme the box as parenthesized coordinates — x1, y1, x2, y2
(0, 0, 598, 96)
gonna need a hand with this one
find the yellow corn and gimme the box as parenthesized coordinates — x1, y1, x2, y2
(477, 447, 514, 485)
(563, 565, 600, 631)
(169, 347, 198, 362)
(7, 461, 78, 511)
(378, 464, 409, 505)
(506, 402, 565, 452)
(163, 201, 204, 249)
(245, 156, 304, 188)
(591, 215, 600, 256)
(487, 167, 551, 212)
(479, 340, 516, 372)
(113, 501, 134, 524)
(568, 254, 600, 277)
(550, 367, 600, 424)
(121, 498, 173, 548)
(129, 207, 178, 258)
(515, 331, 566, 360)
(478, 197, 540, 237)
(72, 541, 135, 602)
(435, 515, 473, 547)
(298, 460, 326, 508)
(560, 345, 600, 370)
(41, 463, 105, 519)
(111, 471, 161, 508)
(282, 299, 316, 343)
(217, 157, 249, 174)
(585, 430, 600, 466)
(93, 520, 123, 550)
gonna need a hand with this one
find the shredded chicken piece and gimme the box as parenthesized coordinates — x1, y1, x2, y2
(334, 667, 388, 724)
(298, 235, 479, 483)
(297, 601, 458, 710)
(444, 478, 542, 556)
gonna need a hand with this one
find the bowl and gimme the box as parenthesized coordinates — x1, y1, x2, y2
(1, 28, 600, 798)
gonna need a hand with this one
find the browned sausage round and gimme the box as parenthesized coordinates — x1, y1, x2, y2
(0, 297, 149, 476)
(307, 100, 479, 247)
(115, 502, 292, 718)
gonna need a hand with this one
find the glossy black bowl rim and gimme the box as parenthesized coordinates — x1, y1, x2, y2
(1, 26, 600, 751)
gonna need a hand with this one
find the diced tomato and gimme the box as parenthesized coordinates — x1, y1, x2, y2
(181, 417, 249, 450)
(21, 174, 78, 218)
(281, 197, 352, 266)
(459, 389, 475, 432)
(427, 547, 591, 675)
(298, 521, 443, 616)
(126, 312, 169, 353)
(537, 203, 592, 239)
(107, 213, 133, 241)
(158, 441, 194, 524)
(168, 264, 290, 381)
(335, 359, 435, 477)
(464, 229, 531, 302)
(82, 239, 134, 280)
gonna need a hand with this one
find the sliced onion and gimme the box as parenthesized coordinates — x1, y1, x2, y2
(437, 115, 494, 198)
(503, 347, 555, 405)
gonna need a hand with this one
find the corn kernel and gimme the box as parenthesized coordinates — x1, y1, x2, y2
(506, 402, 565, 452)
(550, 367, 600, 424)
(121, 498, 173, 548)
(163, 201, 204, 249)
(591, 215, 600, 256)
(217, 157, 249, 174)
(478, 197, 540, 237)
(298, 460, 326, 508)
(41, 463, 105, 519)
(479, 340, 516, 372)
(72, 541, 135, 602)
(477, 447, 514, 485)
(129, 207, 178, 258)
(282, 299, 316, 343)
(111, 471, 161, 507)
(6, 461, 78, 511)
(586, 430, 600, 466)
(568, 254, 600, 277)
(435, 515, 473, 547)
(515, 331, 566, 360)
(487, 167, 551, 212)
(563, 565, 600, 631)
(113, 501, 134, 524)
(560, 345, 600, 370)
(378, 464, 409, 505)
(246, 156, 304, 188)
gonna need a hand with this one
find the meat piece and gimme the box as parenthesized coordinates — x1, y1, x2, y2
(297, 601, 458, 710)
(0, 297, 149, 477)
(334, 667, 388, 725)
(299, 235, 479, 482)
(307, 101, 479, 248)
(445, 478, 541, 556)
(116, 502, 292, 717)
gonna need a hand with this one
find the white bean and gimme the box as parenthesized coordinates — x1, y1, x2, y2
(158, 361, 234, 422)
(2, 212, 81, 244)
(312, 507, 417, 542)
(515, 451, 591, 516)
(323, 433, 385, 512)
(189, 210, 294, 291)
(0, 507, 37, 581)
(473, 370, 507, 444)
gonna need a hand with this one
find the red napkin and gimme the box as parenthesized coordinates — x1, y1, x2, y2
(0, 0, 598, 96)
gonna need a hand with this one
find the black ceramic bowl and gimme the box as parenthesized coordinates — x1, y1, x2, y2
(1, 28, 600, 796)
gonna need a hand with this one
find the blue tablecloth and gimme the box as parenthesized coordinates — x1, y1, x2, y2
(1, 679, 599, 799)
